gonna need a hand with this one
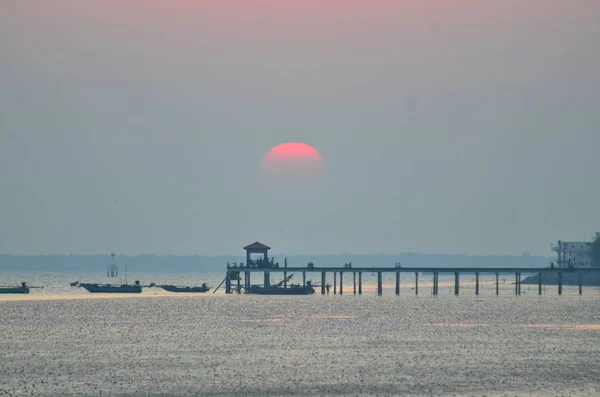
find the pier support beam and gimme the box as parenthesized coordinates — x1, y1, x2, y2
(475, 272, 479, 295)
(339, 272, 343, 295)
(454, 272, 460, 296)
(538, 272, 542, 295)
(264, 272, 270, 288)
(495, 272, 499, 295)
(302, 272, 306, 287)
(433, 272, 439, 295)
(579, 272, 583, 295)
(245, 272, 250, 290)
(358, 272, 362, 295)
(334, 272, 337, 295)
(321, 272, 326, 295)
(395, 271, 400, 296)
(284, 271, 287, 288)
(353, 272, 357, 295)
(377, 272, 383, 296)
(515, 273, 521, 295)
(415, 272, 419, 295)
(558, 272, 563, 295)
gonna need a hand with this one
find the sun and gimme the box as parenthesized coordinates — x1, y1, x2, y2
(260, 142, 326, 179)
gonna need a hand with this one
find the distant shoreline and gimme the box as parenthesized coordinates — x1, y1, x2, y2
(0, 253, 553, 273)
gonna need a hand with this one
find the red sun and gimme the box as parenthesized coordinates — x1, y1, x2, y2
(260, 142, 326, 178)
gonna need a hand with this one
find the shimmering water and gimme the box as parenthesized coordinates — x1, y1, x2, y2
(1, 273, 599, 396)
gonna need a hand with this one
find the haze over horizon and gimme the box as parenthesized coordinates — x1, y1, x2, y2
(1, 1, 599, 256)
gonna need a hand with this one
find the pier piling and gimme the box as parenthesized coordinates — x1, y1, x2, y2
(358, 272, 362, 295)
(284, 271, 287, 288)
(454, 272, 460, 296)
(433, 272, 439, 295)
(333, 272, 337, 295)
(264, 272, 270, 288)
(302, 272, 306, 287)
(538, 272, 542, 295)
(353, 272, 356, 295)
(415, 272, 419, 295)
(475, 272, 479, 295)
(558, 272, 563, 295)
(339, 272, 343, 295)
(395, 271, 400, 296)
(578, 272, 582, 295)
(495, 272, 499, 295)
(321, 272, 325, 295)
(377, 272, 382, 296)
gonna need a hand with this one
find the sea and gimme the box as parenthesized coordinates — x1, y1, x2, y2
(1, 271, 599, 396)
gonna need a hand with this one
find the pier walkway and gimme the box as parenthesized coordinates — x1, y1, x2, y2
(226, 266, 600, 296)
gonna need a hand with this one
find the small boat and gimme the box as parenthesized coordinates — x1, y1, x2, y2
(158, 284, 211, 293)
(79, 280, 143, 293)
(245, 285, 315, 295)
(0, 282, 31, 294)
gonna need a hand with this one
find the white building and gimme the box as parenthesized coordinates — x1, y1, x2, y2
(551, 233, 599, 268)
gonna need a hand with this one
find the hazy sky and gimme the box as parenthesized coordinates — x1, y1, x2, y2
(1, 0, 599, 256)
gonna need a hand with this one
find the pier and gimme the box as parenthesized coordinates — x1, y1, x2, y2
(224, 242, 600, 296)
(228, 265, 600, 296)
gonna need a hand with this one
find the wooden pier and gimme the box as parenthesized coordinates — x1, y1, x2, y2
(227, 266, 600, 296)
(225, 242, 600, 296)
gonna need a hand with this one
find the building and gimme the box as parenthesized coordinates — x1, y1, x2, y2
(551, 233, 599, 268)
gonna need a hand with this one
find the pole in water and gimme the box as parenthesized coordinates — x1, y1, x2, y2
(558, 272, 563, 295)
(454, 272, 459, 296)
(415, 272, 419, 295)
(333, 272, 337, 295)
(495, 272, 499, 295)
(358, 272, 362, 295)
(339, 272, 343, 295)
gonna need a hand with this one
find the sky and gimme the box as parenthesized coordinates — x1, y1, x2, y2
(1, 0, 599, 256)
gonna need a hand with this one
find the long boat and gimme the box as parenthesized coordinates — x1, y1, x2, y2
(245, 284, 315, 295)
(0, 282, 31, 294)
(78, 281, 143, 293)
(158, 284, 210, 293)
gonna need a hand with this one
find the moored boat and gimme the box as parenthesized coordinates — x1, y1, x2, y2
(159, 284, 210, 293)
(245, 282, 315, 295)
(0, 282, 30, 294)
(79, 280, 143, 293)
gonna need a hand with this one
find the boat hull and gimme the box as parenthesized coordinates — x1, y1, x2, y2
(159, 285, 210, 293)
(80, 284, 142, 293)
(0, 287, 30, 294)
(246, 286, 315, 295)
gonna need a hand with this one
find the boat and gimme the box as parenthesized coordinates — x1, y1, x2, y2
(0, 282, 31, 294)
(245, 284, 315, 295)
(245, 277, 315, 295)
(158, 284, 211, 293)
(78, 280, 143, 293)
